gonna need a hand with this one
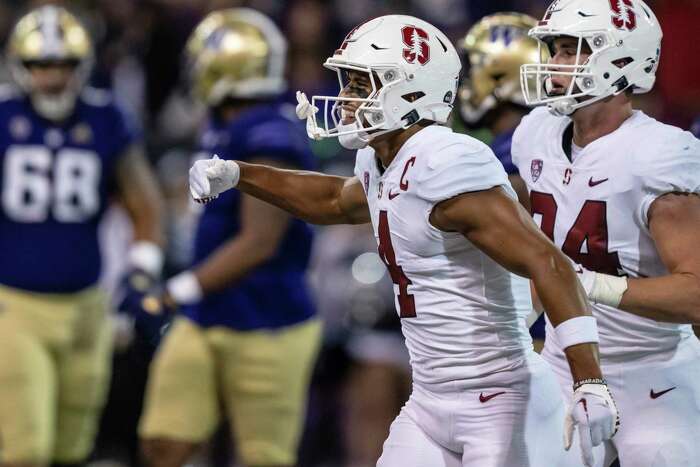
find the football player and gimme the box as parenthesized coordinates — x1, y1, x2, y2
(513, 0, 700, 465)
(190, 14, 618, 467)
(137, 9, 320, 467)
(0, 6, 164, 467)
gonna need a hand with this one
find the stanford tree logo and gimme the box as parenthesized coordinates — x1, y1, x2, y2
(609, 0, 637, 31)
(402, 26, 430, 65)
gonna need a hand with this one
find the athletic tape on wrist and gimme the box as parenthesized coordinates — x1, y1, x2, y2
(590, 273, 628, 308)
(554, 315, 599, 349)
(128, 241, 163, 276)
(166, 271, 203, 305)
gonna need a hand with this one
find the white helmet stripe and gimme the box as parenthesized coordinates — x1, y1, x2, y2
(40, 6, 64, 57)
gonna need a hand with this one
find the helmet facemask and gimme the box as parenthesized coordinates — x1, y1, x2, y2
(521, 33, 608, 116)
(307, 61, 408, 149)
(11, 58, 91, 121)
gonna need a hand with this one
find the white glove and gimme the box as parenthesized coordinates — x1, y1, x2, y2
(189, 154, 240, 203)
(574, 263, 628, 308)
(295, 91, 317, 119)
(564, 383, 620, 467)
(295, 91, 323, 140)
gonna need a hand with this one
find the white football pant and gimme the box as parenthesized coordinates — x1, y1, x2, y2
(377, 353, 566, 467)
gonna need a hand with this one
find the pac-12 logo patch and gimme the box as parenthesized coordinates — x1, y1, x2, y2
(531, 159, 544, 182)
(402, 26, 430, 65)
(363, 171, 370, 194)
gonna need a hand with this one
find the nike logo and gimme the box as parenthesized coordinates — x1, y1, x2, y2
(588, 177, 609, 187)
(650, 387, 676, 399)
(479, 391, 506, 403)
(578, 11, 596, 17)
(388, 190, 401, 200)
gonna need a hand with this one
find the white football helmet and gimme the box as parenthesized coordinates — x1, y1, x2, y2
(520, 0, 662, 116)
(301, 15, 460, 148)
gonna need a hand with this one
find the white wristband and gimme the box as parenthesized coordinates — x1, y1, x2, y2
(554, 316, 599, 349)
(590, 273, 628, 308)
(129, 241, 163, 276)
(166, 271, 203, 305)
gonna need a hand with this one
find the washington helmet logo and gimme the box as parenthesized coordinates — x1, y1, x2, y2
(402, 26, 430, 65)
(609, 0, 637, 31)
(531, 159, 544, 182)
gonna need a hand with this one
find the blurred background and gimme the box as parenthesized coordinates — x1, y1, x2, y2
(0, 0, 697, 466)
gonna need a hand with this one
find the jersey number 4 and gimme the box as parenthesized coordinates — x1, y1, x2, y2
(378, 210, 416, 318)
(2, 145, 101, 223)
(530, 191, 623, 276)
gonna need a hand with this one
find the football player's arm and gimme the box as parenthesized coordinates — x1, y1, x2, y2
(236, 161, 370, 225)
(510, 172, 542, 326)
(508, 174, 531, 212)
(613, 193, 700, 323)
(115, 144, 165, 245)
(505, 173, 536, 229)
(192, 159, 293, 294)
(431, 186, 602, 382)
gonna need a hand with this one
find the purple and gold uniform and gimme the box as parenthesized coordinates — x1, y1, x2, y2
(0, 86, 137, 463)
(140, 102, 321, 466)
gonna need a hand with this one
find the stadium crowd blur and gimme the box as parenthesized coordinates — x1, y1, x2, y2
(0, 0, 698, 466)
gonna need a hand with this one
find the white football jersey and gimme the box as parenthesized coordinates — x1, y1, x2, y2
(354, 124, 534, 388)
(512, 107, 700, 364)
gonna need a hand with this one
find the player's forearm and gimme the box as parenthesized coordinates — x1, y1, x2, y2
(562, 343, 603, 382)
(530, 251, 603, 381)
(192, 235, 276, 295)
(529, 249, 591, 327)
(237, 162, 351, 225)
(618, 273, 700, 324)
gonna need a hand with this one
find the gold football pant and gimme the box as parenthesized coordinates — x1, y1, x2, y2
(139, 316, 321, 466)
(0, 284, 112, 464)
